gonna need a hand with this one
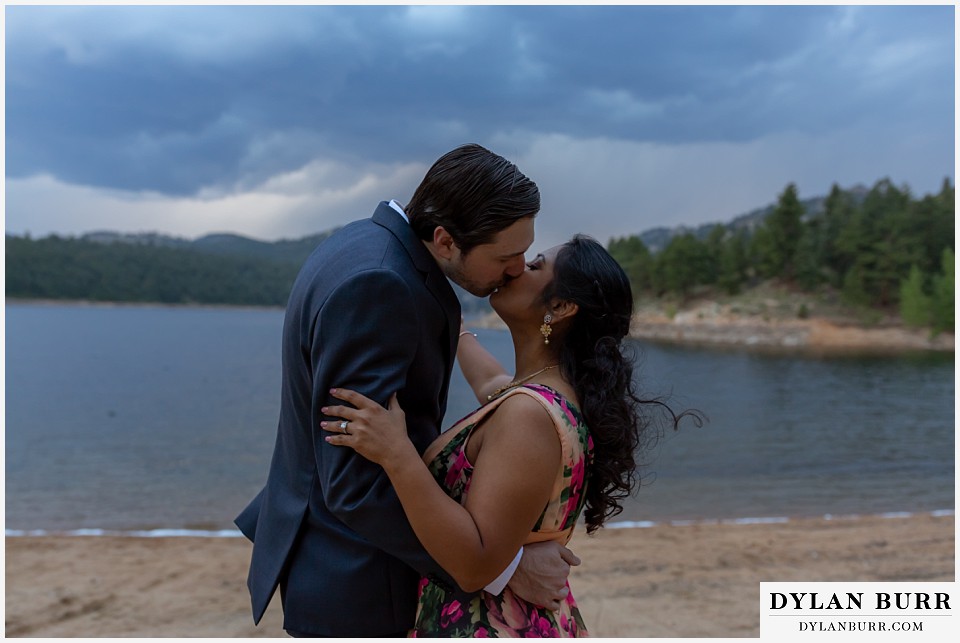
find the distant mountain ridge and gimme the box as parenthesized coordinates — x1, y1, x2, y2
(5, 182, 882, 310)
(7, 226, 505, 312)
(58, 183, 875, 259)
(78, 230, 338, 266)
(637, 184, 870, 253)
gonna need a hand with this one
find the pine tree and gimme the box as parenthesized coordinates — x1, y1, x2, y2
(795, 217, 826, 290)
(747, 225, 777, 279)
(821, 183, 857, 286)
(767, 183, 805, 280)
(701, 225, 727, 286)
(718, 229, 749, 294)
(899, 266, 932, 327)
(608, 235, 654, 296)
(657, 233, 706, 296)
(931, 247, 954, 333)
(835, 178, 916, 307)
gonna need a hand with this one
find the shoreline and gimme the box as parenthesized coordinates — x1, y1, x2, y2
(8, 297, 955, 354)
(471, 311, 954, 355)
(5, 508, 954, 539)
(5, 513, 953, 638)
(629, 313, 954, 354)
(4, 297, 285, 312)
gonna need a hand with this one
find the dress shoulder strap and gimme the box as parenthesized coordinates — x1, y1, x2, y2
(498, 385, 576, 453)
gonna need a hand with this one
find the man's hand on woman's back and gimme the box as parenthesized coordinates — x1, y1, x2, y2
(507, 541, 582, 610)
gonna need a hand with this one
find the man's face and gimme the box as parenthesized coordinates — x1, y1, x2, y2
(445, 216, 535, 297)
(489, 245, 561, 320)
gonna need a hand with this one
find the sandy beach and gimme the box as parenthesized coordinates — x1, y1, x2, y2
(4, 513, 953, 638)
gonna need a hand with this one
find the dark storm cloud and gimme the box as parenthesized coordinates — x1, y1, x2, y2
(5, 4, 954, 195)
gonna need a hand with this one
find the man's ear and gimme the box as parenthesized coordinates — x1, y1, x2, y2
(431, 226, 458, 260)
(549, 298, 579, 324)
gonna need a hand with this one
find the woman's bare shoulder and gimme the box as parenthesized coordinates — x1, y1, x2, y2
(483, 392, 560, 448)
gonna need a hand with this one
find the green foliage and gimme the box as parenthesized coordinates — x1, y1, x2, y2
(819, 183, 858, 285)
(701, 225, 726, 287)
(602, 175, 953, 327)
(655, 233, 710, 296)
(5, 229, 497, 315)
(841, 264, 871, 307)
(717, 229, 749, 295)
(11, 175, 955, 328)
(747, 225, 778, 279)
(608, 235, 654, 295)
(899, 265, 932, 327)
(794, 219, 826, 290)
(833, 179, 924, 306)
(763, 183, 805, 279)
(5, 235, 302, 306)
(931, 247, 954, 333)
(896, 248, 953, 333)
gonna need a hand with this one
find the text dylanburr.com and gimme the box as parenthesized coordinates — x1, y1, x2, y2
(760, 582, 955, 640)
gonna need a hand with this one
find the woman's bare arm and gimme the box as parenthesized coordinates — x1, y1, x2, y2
(457, 321, 512, 404)
(323, 390, 560, 592)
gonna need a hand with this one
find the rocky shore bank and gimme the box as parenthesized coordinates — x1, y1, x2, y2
(630, 309, 953, 354)
(470, 304, 953, 355)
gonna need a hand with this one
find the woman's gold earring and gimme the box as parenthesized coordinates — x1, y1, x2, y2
(540, 314, 553, 345)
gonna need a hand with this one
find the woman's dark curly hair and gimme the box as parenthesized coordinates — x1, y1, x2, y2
(545, 235, 702, 534)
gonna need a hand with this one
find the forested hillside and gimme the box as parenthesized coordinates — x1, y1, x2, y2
(609, 177, 954, 332)
(5, 227, 490, 313)
(7, 176, 954, 330)
(5, 231, 337, 307)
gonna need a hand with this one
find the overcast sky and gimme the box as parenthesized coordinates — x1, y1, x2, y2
(4, 4, 955, 250)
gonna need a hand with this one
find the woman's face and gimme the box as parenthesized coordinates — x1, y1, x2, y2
(489, 244, 562, 323)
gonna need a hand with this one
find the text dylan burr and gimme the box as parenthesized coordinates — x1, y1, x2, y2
(770, 592, 951, 611)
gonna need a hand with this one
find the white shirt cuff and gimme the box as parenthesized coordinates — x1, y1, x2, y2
(483, 546, 523, 596)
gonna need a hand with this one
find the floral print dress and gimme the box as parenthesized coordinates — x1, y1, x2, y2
(411, 384, 593, 637)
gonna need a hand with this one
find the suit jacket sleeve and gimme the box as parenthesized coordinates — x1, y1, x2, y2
(310, 268, 457, 587)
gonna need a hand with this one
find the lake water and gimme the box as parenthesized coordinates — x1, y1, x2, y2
(4, 302, 955, 534)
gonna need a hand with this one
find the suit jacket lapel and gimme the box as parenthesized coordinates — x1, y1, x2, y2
(371, 202, 461, 371)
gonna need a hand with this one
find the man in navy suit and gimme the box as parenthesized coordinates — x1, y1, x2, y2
(235, 144, 579, 637)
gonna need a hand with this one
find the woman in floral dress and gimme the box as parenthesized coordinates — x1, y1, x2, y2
(324, 235, 693, 637)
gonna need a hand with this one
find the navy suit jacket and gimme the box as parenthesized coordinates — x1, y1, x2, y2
(235, 202, 463, 636)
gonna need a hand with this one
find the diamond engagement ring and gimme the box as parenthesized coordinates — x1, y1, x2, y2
(339, 420, 350, 434)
